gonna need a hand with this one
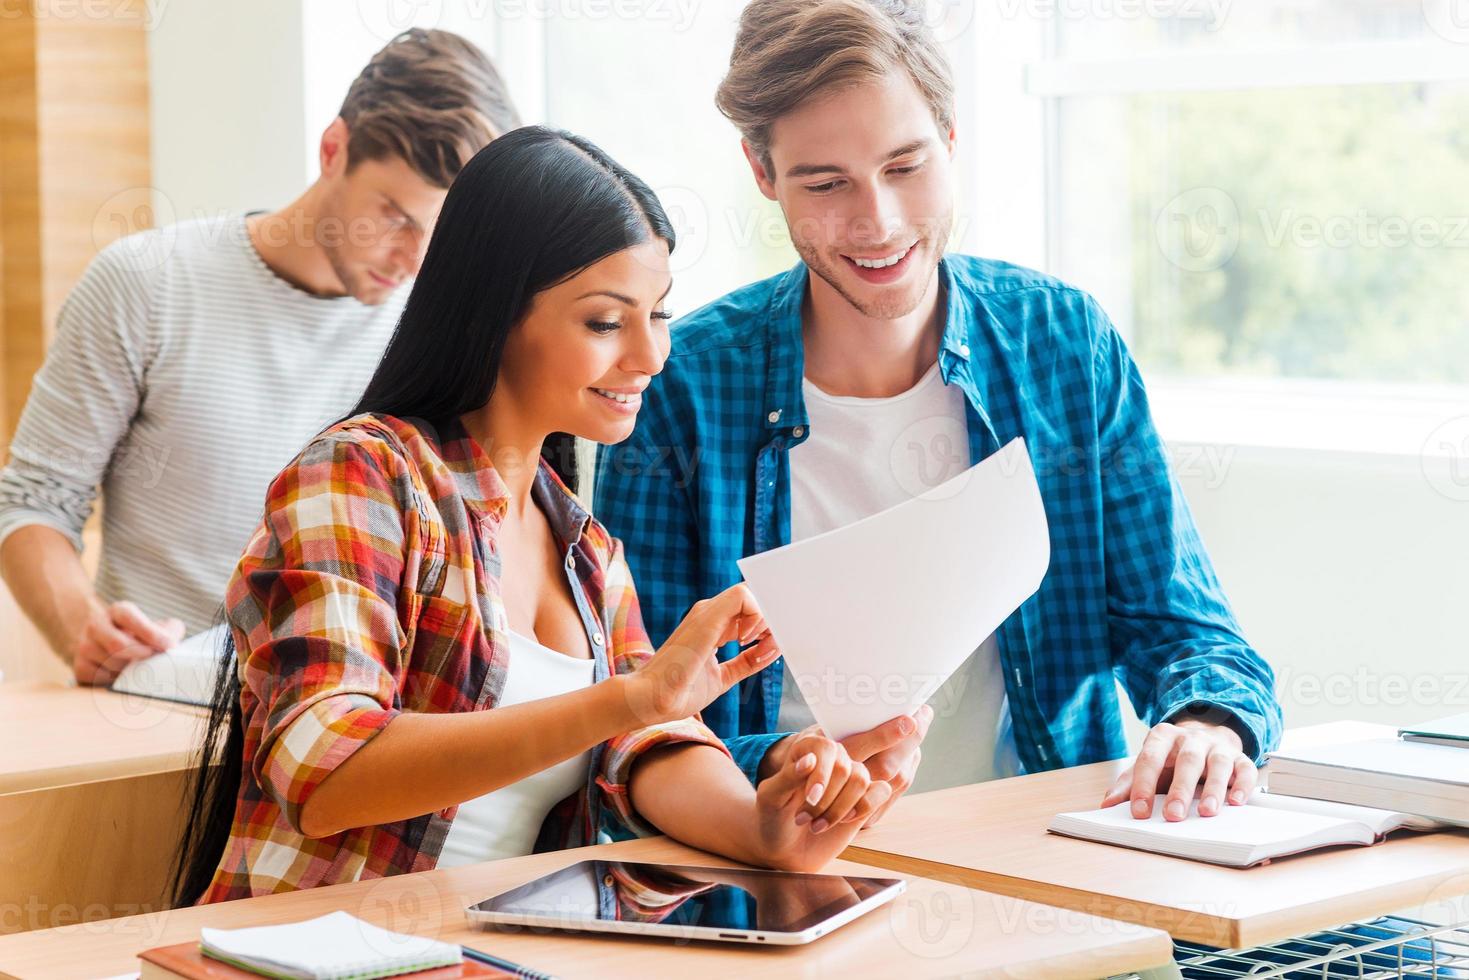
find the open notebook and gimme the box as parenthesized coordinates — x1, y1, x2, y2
(110, 624, 230, 707)
(1047, 792, 1443, 868)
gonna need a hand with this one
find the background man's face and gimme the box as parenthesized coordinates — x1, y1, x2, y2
(757, 70, 956, 320)
(316, 154, 446, 305)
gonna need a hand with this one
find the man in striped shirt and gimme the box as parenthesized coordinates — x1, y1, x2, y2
(0, 29, 519, 685)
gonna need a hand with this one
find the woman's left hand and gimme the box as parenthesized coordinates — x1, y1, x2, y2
(750, 731, 892, 871)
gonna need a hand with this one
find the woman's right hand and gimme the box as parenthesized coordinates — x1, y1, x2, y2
(622, 583, 781, 727)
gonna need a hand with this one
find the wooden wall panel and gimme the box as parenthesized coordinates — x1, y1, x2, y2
(0, 2, 150, 683)
(2, 3, 152, 436)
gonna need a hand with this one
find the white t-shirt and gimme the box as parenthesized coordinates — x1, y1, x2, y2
(783, 361, 1018, 793)
(437, 631, 597, 867)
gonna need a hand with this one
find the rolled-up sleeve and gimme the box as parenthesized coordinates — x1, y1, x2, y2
(228, 432, 414, 836)
(594, 536, 731, 838)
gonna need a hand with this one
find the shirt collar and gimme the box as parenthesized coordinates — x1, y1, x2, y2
(762, 263, 810, 431)
(936, 258, 976, 367)
(434, 416, 591, 547)
(761, 256, 984, 429)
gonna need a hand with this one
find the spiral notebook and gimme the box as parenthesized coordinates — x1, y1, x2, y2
(194, 911, 462, 980)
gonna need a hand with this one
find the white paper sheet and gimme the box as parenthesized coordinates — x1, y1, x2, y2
(737, 438, 1050, 741)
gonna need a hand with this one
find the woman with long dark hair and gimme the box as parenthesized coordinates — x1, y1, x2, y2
(171, 127, 887, 905)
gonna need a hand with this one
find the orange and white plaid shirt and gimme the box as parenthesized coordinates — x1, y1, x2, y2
(200, 414, 729, 903)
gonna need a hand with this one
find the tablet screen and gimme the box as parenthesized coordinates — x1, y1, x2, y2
(469, 860, 901, 936)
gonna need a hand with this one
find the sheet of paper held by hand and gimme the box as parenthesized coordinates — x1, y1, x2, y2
(738, 438, 1051, 741)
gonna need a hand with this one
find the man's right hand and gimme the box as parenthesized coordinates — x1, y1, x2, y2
(750, 731, 890, 871)
(74, 600, 185, 686)
(759, 704, 933, 828)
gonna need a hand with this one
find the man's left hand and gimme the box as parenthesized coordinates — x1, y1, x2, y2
(1100, 716, 1257, 821)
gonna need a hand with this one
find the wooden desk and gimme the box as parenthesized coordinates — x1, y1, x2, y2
(843, 723, 1469, 948)
(0, 835, 1174, 979)
(0, 682, 208, 935)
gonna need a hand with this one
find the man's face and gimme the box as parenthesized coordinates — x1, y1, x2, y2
(315, 153, 448, 305)
(752, 70, 956, 321)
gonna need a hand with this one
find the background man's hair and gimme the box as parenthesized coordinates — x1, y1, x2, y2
(339, 28, 522, 188)
(715, 0, 954, 175)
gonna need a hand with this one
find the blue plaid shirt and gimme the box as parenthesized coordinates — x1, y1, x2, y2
(595, 255, 1282, 784)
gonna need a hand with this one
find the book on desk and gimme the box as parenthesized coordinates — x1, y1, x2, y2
(1048, 790, 1443, 867)
(1049, 724, 1469, 867)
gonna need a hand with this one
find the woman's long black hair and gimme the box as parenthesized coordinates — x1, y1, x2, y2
(351, 124, 677, 488)
(169, 126, 677, 907)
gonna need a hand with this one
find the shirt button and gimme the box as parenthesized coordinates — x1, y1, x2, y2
(566, 554, 576, 570)
(792, 426, 805, 438)
(603, 874, 615, 887)
(958, 343, 971, 358)
(767, 410, 782, 424)
(593, 631, 604, 646)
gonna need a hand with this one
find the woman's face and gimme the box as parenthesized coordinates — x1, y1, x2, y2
(497, 238, 673, 446)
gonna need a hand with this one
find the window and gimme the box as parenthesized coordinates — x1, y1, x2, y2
(1036, 0, 1469, 388)
(533, 5, 798, 316)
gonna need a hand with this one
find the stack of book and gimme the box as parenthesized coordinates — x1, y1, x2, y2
(1268, 719, 1469, 826)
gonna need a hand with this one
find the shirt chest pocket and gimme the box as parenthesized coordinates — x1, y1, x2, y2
(405, 535, 477, 700)
(408, 590, 473, 694)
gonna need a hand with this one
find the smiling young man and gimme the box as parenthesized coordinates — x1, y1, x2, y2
(0, 29, 519, 685)
(595, 0, 1282, 823)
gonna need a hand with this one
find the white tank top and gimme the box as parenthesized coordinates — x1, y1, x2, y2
(436, 630, 597, 867)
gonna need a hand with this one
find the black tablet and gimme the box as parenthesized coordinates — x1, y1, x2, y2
(466, 859, 905, 946)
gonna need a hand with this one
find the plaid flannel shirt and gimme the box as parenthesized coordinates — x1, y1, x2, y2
(595, 256, 1283, 782)
(200, 414, 728, 903)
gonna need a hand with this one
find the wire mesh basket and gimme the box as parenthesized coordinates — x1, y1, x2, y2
(1117, 914, 1469, 979)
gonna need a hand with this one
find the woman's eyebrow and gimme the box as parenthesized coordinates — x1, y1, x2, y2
(577, 279, 675, 305)
(576, 290, 637, 304)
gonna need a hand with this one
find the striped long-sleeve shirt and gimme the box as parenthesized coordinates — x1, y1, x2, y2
(0, 214, 404, 633)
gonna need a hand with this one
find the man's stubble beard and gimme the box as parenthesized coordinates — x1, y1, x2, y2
(791, 217, 950, 321)
(315, 184, 389, 306)
(320, 237, 386, 306)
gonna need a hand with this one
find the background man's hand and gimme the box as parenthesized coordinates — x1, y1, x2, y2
(74, 600, 185, 686)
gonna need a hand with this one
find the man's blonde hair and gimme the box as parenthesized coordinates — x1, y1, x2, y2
(715, 0, 954, 175)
